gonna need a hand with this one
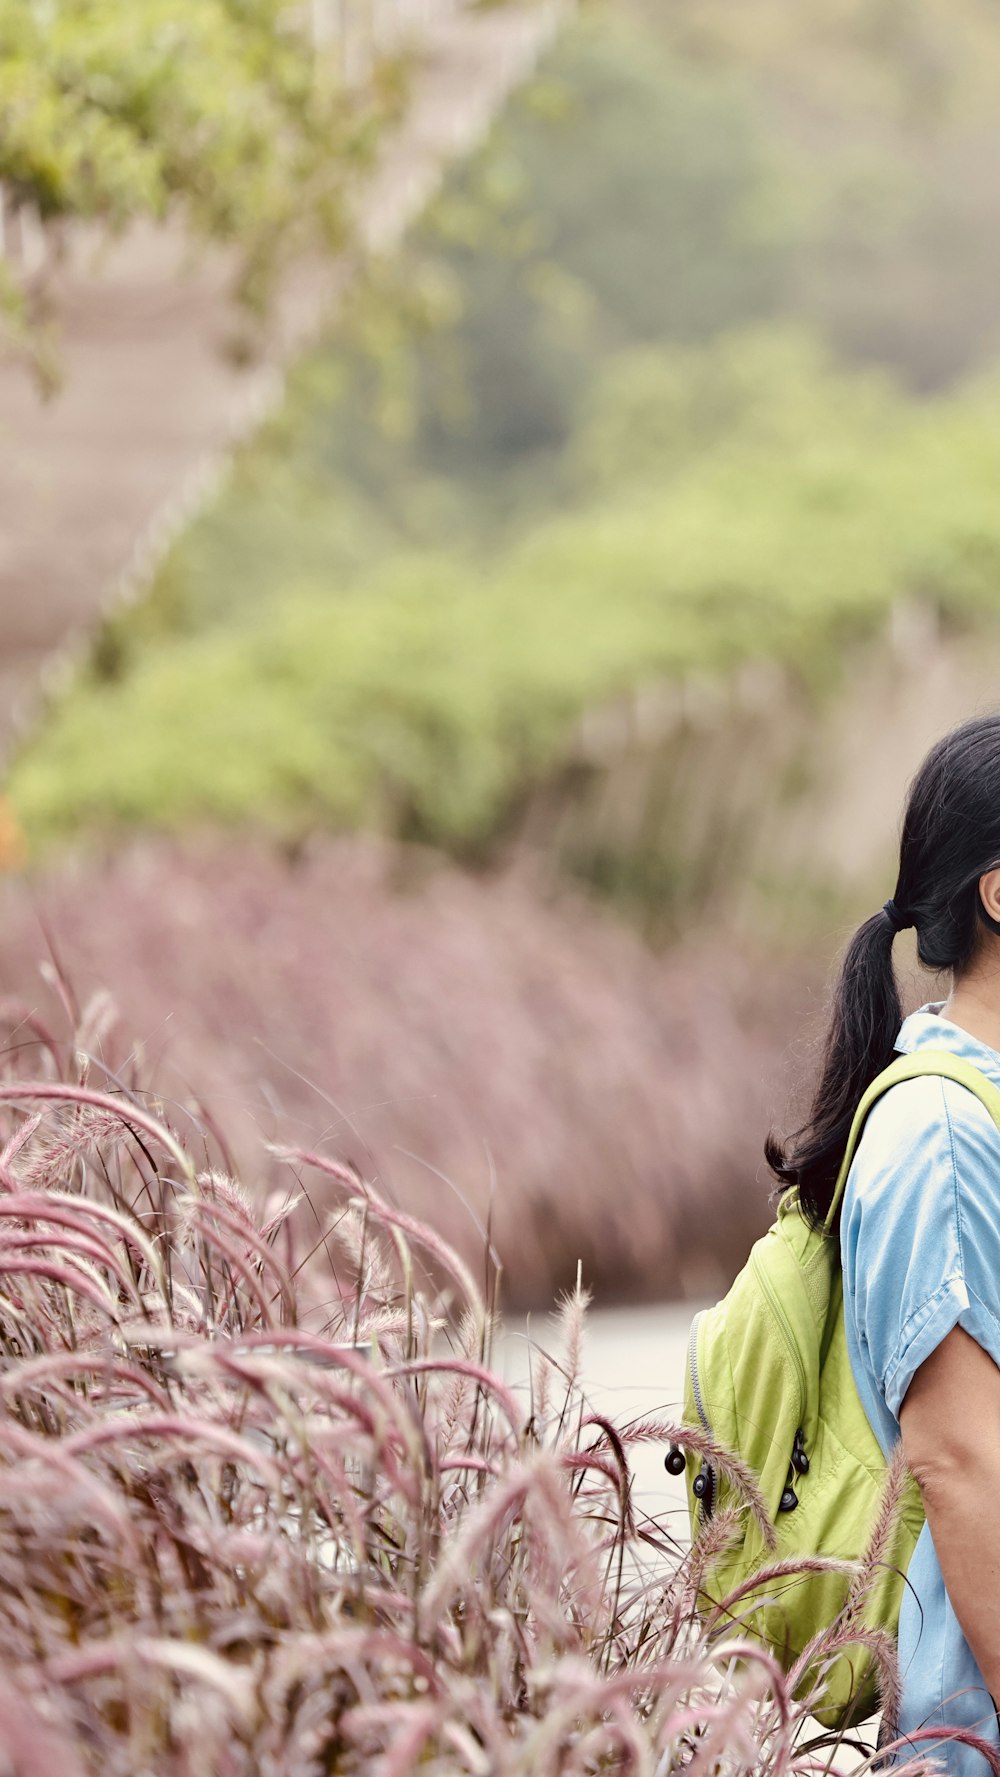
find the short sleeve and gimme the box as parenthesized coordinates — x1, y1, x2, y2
(841, 1075, 1000, 1420)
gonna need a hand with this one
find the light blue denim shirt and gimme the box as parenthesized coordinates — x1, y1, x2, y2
(841, 1003, 1000, 1770)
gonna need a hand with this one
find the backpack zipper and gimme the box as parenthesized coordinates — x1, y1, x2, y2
(750, 1248, 807, 1408)
(688, 1312, 711, 1433)
(750, 1247, 810, 1508)
(687, 1311, 716, 1522)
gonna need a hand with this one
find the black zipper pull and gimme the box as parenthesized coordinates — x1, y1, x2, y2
(665, 1443, 686, 1476)
(692, 1460, 716, 1517)
(779, 1428, 808, 1510)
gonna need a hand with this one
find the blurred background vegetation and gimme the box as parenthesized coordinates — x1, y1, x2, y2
(5, 0, 1000, 1303)
(0, 0, 396, 385)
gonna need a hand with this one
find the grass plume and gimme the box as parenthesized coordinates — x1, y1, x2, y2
(0, 982, 969, 1772)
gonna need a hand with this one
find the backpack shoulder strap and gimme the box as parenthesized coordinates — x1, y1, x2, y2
(824, 1047, 1000, 1235)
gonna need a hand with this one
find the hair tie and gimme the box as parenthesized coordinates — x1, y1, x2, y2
(882, 899, 910, 934)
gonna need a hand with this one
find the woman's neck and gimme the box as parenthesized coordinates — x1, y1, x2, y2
(942, 956, 1000, 1053)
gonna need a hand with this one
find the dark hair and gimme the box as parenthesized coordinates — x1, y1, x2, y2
(767, 712, 1000, 1227)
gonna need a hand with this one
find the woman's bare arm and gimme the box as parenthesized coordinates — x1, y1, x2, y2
(899, 1325, 1000, 1704)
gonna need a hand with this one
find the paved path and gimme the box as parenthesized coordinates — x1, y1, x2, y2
(502, 1300, 696, 1533)
(0, 0, 567, 760)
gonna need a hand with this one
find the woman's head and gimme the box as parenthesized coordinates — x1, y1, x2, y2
(768, 711, 1000, 1225)
(894, 713, 1000, 971)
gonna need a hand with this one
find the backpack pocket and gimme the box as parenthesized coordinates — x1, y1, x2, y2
(675, 1208, 923, 1730)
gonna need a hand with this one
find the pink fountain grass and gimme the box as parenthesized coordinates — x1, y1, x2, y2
(0, 986, 973, 1773)
(0, 833, 812, 1307)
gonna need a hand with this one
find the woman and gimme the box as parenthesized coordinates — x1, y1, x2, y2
(768, 712, 1000, 1771)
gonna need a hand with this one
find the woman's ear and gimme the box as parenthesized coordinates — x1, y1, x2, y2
(979, 867, 1000, 928)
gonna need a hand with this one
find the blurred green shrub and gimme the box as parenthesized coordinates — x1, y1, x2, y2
(567, 327, 901, 496)
(12, 328, 1000, 851)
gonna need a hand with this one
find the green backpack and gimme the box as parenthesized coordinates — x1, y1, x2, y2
(672, 1048, 1000, 1729)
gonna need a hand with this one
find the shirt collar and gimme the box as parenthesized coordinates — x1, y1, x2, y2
(895, 1001, 1000, 1088)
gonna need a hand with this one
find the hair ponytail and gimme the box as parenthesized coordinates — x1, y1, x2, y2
(765, 909, 904, 1224)
(767, 711, 1000, 1228)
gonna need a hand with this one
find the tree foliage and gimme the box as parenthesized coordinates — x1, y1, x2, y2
(361, 18, 799, 478)
(0, 0, 396, 381)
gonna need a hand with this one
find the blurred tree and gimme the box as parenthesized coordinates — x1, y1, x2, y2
(305, 18, 801, 498)
(0, 0, 398, 388)
(628, 0, 1000, 388)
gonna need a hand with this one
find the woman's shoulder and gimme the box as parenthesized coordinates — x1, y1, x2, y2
(842, 1067, 1000, 1405)
(848, 1068, 1000, 1204)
